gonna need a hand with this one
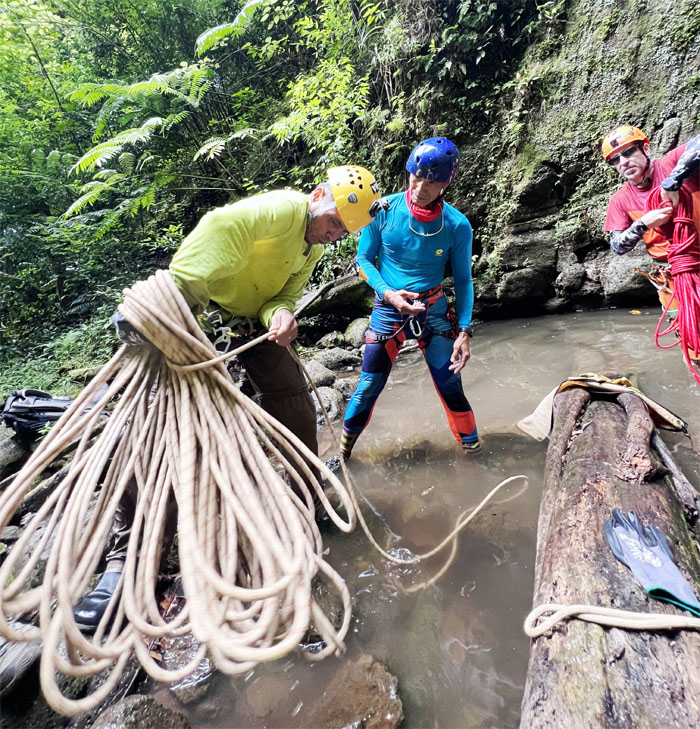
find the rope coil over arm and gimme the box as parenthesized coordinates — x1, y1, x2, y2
(0, 270, 357, 715)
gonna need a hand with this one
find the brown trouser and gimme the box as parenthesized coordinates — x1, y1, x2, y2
(105, 338, 318, 567)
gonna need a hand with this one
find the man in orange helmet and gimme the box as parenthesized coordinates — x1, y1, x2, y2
(602, 125, 700, 312)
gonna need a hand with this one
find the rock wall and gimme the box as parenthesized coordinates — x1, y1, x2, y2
(461, 0, 700, 320)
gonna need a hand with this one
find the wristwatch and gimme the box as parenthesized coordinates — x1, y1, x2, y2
(458, 326, 473, 337)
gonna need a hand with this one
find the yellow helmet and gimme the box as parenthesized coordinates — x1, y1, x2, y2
(327, 165, 383, 233)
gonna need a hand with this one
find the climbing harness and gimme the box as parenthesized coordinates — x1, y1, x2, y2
(633, 263, 678, 318)
(645, 186, 700, 382)
(368, 284, 445, 343)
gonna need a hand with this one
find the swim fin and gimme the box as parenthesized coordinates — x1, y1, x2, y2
(604, 508, 700, 617)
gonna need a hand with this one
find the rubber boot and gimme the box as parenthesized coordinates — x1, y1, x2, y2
(73, 571, 122, 633)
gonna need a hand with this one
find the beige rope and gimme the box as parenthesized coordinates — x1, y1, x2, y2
(288, 346, 530, 589)
(0, 270, 356, 715)
(0, 269, 525, 716)
(524, 602, 700, 637)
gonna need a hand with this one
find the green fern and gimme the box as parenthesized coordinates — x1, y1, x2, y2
(137, 155, 156, 172)
(194, 136, 229, 161)
(164, 111, 191, 130)
(127, 187, 156, 215)
(93, 168, 119, 180)
(63, 183, 109, 218)
(118, 152, 136, 174)
(71, 143, 124, 175)
(195, 0, 265, 57)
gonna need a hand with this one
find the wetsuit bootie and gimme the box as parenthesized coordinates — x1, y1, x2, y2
(73, 571, 122, 633)
(461, 439, 481, 455)
(339, 431, 358, 461)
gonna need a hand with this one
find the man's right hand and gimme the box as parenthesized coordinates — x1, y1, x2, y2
(641, 203, 674, 230)
(383, 289, 426, 315)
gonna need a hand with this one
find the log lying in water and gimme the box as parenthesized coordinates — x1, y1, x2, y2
(521, 387, 700, 728)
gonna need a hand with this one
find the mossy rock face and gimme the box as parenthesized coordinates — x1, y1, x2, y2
(467, 0, 700, 319)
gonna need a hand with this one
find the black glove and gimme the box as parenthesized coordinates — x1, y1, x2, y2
(111, 312, 148, 346)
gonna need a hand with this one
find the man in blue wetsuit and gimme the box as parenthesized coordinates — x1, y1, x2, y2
(340, 137, 480, 460)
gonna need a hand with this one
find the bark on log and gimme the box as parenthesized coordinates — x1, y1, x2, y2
(521, 392, 700, 729)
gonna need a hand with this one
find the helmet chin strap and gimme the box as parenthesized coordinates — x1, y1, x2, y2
(631, 153, 653, 189)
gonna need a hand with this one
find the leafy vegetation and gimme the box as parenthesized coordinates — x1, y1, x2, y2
(1, 0, 698, 396)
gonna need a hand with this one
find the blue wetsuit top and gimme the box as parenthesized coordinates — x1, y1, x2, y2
(356, 191, 474, 327)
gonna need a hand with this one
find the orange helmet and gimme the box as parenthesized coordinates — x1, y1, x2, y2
(601, 125, 649, 161)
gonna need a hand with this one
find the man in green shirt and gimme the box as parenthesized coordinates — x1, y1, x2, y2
(74, 165, 383, 631)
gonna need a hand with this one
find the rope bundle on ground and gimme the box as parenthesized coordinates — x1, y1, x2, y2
(647, 186, 700, 384)
(0, 270, 357, 715)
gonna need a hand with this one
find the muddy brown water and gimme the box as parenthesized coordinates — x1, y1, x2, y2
(186, 308, 700, 729)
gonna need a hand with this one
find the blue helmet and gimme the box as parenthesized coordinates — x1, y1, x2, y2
(406, 137, 460, 185)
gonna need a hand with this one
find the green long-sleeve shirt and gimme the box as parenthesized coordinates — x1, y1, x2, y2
(169, 190, 322, 328)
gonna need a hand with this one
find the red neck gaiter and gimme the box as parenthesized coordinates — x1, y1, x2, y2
(405, 189, 443, 222)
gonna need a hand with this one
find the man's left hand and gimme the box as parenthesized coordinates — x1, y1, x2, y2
(449, 332, 471, 373)
(268, 309, 298, 347)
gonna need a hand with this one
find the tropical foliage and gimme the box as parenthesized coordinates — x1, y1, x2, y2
(10, 0, 690, 392)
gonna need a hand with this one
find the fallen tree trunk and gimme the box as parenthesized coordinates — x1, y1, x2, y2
(521, 388, 700, 728)
(295, 274, 373, 318)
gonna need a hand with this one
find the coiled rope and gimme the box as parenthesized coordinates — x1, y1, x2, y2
(0, 270, 525, 715)
(0, 271, 357, 715)
(647, 186, 700, 384)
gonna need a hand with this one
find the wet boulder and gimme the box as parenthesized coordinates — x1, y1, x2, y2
(344, 318, 370, 349)
(311, 348, 362, 371)
(312, 387, 345, 422)
(600, 245, 658, 304)
(164, 632, 213, 705)
(333, 376, 360, 400)
(554, 250, 586, 295)
(316, 331, 347, 349)
(91, 695, 190, 729)
(496, 267, 554, 307)
(303, 360, 336, 388)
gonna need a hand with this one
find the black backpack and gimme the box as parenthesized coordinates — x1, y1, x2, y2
(1, 389, 74, 439)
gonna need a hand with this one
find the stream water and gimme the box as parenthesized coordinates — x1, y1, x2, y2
(186, 308, 700, 729)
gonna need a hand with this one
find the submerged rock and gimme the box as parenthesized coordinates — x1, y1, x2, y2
(163, 631, 213, 705)
(303, 654, 402, 729)
(91, 695, 190, 729)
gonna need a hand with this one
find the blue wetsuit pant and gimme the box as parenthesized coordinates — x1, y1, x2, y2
(343, 294, 478, 448)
